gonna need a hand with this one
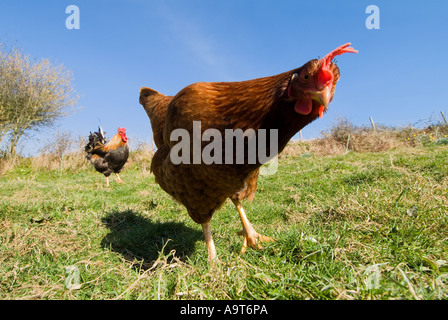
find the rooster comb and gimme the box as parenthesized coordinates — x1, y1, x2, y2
(321, 43, 358, 68)
(317, 43, 358, 87)
(118, 127, 126, 133)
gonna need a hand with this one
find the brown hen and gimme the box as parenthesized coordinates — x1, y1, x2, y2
(139, 43, 357, 261)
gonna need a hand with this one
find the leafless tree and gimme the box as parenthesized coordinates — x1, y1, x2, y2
(0, 44, 78, 157)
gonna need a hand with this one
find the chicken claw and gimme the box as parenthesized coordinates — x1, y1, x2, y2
(237, 229, 274, 254)
(115, 173, 124, 183)
(232, 199, 274, 254)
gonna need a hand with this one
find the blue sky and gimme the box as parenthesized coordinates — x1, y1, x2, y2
(1, 0, 448, 155)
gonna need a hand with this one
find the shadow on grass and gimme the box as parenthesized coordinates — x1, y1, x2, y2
(101, 210, 202, 269)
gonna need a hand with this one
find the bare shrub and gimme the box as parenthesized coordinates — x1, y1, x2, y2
(0, 45, 78, 157)
(281, 118, 438, 158)
(281, 138, 346, 158)
(330, 118, 355, 145)
(30, 133, 88, 172)
(328, 119, 417, 153)
(126, 139, 154, 173)
(0, 157, 15, 174)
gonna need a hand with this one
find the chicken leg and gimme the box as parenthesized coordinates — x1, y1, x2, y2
(115, 173, 124, 183)
(201, 221, 217, 262)
(231, 199, 274, 254)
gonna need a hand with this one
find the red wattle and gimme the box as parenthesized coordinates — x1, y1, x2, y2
(318, 105, 325, 118)
(294, 98, 312, 115)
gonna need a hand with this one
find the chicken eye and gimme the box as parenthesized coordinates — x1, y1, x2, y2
(303, 74, 309, 81)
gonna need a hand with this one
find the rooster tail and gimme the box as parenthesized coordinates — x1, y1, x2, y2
(84, 125, 107, 157)
(98, 125, 105, 141)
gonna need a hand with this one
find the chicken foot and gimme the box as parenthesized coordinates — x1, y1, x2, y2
(201, 221, 217, 262)
(231, 199, 274, 254)
(105, 174, 123, 187)
(115, 173, 124, 183)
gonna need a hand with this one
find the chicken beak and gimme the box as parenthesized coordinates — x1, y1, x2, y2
(310, 86, 331, 108)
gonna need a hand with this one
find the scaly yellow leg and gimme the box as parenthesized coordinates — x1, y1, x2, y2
(231, 198, 274, 254)
(201, 221, 217, 262)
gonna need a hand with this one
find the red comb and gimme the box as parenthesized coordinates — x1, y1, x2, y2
(321, 43, 358, 68)
(118, 127, 126, 133)
(318, 43, 358, 87)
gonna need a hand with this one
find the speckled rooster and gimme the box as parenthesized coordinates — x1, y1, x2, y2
(85, 126, 129, 187)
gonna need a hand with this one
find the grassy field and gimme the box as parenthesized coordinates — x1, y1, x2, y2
(0, 142, 447, 300)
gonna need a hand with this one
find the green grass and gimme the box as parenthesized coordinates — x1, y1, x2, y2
(1, 145, 447, 299)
